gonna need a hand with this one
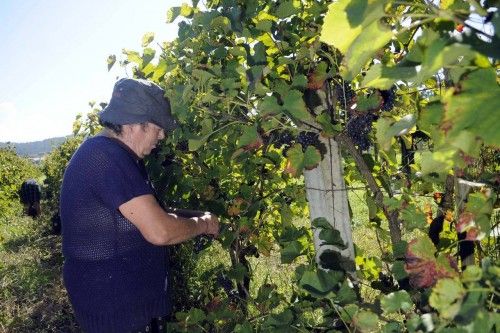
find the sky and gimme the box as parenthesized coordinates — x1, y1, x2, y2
(0, 0, 181, 143)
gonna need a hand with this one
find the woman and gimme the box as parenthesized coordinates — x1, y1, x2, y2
(60, 78, 219, 332)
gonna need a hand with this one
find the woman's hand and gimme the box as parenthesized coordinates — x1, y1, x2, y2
(199, 212, 219, 237)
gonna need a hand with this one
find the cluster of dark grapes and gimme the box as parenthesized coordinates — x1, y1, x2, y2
(297, 131, 321, 152)
(336, 82, 356, 108)
(380, 86, 397, 111)
(193, 235, 213, 253)
(216, 273, 239, 301)
(346, 113, 377, 150)
(176, 140, 189, 152)
(161, 153, 176, 168)
(273, 130, 294, 149)
(216, 273, 233, 294)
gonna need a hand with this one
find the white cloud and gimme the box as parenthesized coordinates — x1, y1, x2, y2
(0, 102, 74, 143)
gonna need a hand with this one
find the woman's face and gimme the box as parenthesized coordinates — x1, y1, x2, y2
(127, 122, 165, 158)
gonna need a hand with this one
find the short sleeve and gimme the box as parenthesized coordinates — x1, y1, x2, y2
(91, 143, 153, 210)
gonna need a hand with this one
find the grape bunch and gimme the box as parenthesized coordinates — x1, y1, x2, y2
(216, 273, 234, 295)
(273, 130, 294, 149)
(193, 235, 213, 253)
(336, 82, 356, 108)
(380, 86, 396, 111)
(346, 113, 377, 150)
(297, 131, 321, 151)
(176, 140, 189, 152)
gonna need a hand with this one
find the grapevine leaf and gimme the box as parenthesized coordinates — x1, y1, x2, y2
(336, 280, 358, 305)
(320, 0, 393, 80)
(382, 322, 404, 333)
(276, 0, 299, 18)
(375, 117, 393, 151)
(362, 64, 417, 89)
(106, 54, 116, 71)
(166, 7, 181, 23)
(141, 32, 154, 47)
(407, 236, 436, 261)
(184, 308, 206, 324)
(283, 90, 313, 123)
(420, 150, 455, 180)
(311, 217, 330, 229)
(122, 49, 142, 66)
(188, 136, 208, 152)
(380, 290, 413, 314)
(462, 265, 482, 283)
(299, 269, 344, 297)
(443, 69, 500, 147)
(391, 261, 408, 280)
(401, 206, 427, 231)
(258, 95, 281, 116)
(285, 144, 304, 176)
(141, 48, 155, 67)
(356, 93, 382, 112)
(352, 310, 379, 332)
(303, 146, 321, 170)
(281, 240, 305, 264)
(388, 114, 416, 137)
(429, 278, 465, 319)
(152, 60, 168, 82)
(180, 3, 193, 17)
(211, 16, 231, 33)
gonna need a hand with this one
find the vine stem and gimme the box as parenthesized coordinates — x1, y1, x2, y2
(336, 133, 402, 246)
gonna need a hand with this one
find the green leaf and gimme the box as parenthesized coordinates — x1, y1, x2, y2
(258, 95, 281, 116)
(152, 60, 168, 82)
(237, 125, 260, 149)
(283, 90, 313, 122)
(429, 278, 465, 319)
(356, 93, 382, 112)
(141, 32, 154, 47)
(303, 146, 321, 170)
(312, 217, 331, 229)
(185, 307, 206, 324)
(188, 136, 208, 151)
(106, 54, 116, 71)
(320, 0, 393, 80)
(443, 69, 500, 147)
(352, 310, 379, 332)
(281, 240, 304, 264)
(180, 3, 194, 17)
(276, 0, 299, 18)
(122, 49, 142, 66)
(299, 269, 344, 298)
(462, 265, 482, 283)
(227, 263, 248, 281)
(166, 7, 181, 23)
(392, 261, 408, 280)
(381, 290, 413, 314)
(362, 64, 417, 89)
(318, 228, 347, 249)
(401, 206, 427, 231)
(211, 16, 231, 33)
(141, 47, 155, 67)
(407, 236, 436, 261)
(336, 280, 358, 305)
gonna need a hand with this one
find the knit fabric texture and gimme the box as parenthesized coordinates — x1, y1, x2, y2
(60, 136, 171, 333)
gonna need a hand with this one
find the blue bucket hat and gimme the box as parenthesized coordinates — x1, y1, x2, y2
(99, 78, 178, 132)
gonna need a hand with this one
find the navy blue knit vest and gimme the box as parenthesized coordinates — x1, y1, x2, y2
(60, 136, 171, 332)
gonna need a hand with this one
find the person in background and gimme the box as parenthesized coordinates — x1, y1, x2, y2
(60, 78, 219, 333)
(19, 179, 41, 218)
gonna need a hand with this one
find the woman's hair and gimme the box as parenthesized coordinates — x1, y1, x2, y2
(99, 120, 123, 135)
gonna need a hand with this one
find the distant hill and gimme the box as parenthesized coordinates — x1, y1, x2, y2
(0, 136, 70, 158)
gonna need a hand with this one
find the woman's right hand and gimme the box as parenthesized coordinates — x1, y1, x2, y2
(199, 212, 219, 237)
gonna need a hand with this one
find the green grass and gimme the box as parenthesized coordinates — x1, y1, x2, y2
(0, 210, 79, 332)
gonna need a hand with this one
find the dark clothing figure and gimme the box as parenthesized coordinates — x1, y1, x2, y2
(60, 136, 171, 333)
(19, 179, 41, 217)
